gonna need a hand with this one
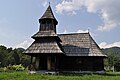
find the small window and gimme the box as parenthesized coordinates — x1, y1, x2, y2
(46, 20, 51, 30)
(40, 20, 54, 31)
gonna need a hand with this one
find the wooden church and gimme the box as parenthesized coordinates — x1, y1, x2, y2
(24, 5, 106, 72)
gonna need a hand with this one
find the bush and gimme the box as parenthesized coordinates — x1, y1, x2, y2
(7, 64, 25, 71)
(0, 67, 8, 72)
(0, 68, 4, 72)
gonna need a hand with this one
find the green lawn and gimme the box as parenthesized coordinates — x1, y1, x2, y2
(0, 71, 120, 80)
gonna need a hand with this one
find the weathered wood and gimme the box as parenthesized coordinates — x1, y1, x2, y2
(39, 5, 58, 25)
(47, 56, 51, 70)
(35, 57, 39, 70)
(57, 56, 104, 71)
(30, 56, 33, 64)
(23, 5, 106, 72)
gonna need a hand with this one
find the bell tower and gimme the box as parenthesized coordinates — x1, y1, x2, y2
(39, 5, 58, 33)
(25, 4, 63, 71)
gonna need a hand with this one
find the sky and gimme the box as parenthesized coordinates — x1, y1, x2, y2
(0, 0, 120, 49)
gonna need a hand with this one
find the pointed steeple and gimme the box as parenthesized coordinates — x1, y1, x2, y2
(39, 4, 58, 25)
(32, 4, 60, 38)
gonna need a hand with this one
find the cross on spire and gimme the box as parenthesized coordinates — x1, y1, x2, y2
(49, 2, 50, 5)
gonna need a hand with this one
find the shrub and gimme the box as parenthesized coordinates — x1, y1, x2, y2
(0, 67, 8, 72)
(0, 68, 4, 72)
(7, 64, 25, 71)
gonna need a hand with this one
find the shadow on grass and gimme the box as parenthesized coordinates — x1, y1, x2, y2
(57, 72, 120, 76)
(98, 72, 120, 76)
(28, 71, 120, 77)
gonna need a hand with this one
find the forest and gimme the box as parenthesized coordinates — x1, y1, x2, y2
(0, 45, 120, 71)
(0, 45, 30, 68)
(102, 47, 120, 71)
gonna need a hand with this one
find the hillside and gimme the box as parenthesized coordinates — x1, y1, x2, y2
(102, 47, 120, 56)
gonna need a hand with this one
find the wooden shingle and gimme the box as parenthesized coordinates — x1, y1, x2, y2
(58, 33, 106, 57)
(39, 5, 58, 25)
(25, 38, 63, 54)
(32, 31, 57, 38)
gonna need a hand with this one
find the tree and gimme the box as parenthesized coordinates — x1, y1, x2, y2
(103, 47, 120, 71)
(0, 45, 31, 67)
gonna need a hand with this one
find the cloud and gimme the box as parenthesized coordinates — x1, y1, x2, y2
(96, 0, 120, 31)
(62, 29, 90, 34)
(42, 1, 48, 7)
(15, 39, 34, 49)
(56, 0, 84, 15)
(99, 41, 120, 49)
(63, 29, 68, 34)
(77, 29, 88, 33)
(56, 0, 120, 31)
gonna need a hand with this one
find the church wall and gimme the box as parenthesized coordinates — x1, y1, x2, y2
(57, 56, 104, 71)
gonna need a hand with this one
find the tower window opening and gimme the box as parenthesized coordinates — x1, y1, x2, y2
(46, 20, 51, 30)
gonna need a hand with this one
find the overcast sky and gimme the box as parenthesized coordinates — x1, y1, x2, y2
(0, 0, 120, 49)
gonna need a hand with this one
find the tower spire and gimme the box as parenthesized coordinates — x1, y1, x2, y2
(39, 4, 58, 25)
(37, 4, 58, 33)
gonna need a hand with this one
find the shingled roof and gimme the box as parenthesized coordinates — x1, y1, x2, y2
(32, 31, 57, 38)
(24, 38, 63, 54)
(58, 33, 106, 57)
(24, 32, 106, 57)
(39, 5, 58, 25)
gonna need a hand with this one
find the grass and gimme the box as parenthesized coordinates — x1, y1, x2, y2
(0, 71, 120, 80)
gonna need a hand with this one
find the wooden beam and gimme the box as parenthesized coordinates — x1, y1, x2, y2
(47, 56, 51, 70)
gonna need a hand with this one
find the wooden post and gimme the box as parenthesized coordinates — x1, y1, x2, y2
(35, 57, 39, 71)
(47, 56, 51, 70)
(55, 56, 56, 71)
(31, 56, 33, 64)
